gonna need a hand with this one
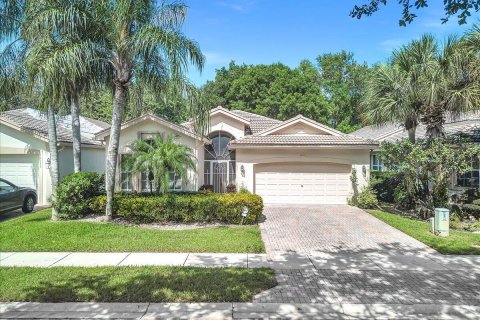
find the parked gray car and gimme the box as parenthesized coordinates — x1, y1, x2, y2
(0, 178, 37, 213)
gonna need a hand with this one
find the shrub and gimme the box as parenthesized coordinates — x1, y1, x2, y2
(239, 186, 251, 194)
(54, 172, 104, 219)
(90, 192, 263, 224)
(370, 171, 403, 203)
(226, 184, 237, 193)
(463, 204, 480, 218)
(356, 187, 379, 209)
(393, 183, 416, 210)
(199, 184, 214, 192)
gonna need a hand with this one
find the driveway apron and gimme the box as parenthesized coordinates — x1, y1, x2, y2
(255, 205, 480, 306)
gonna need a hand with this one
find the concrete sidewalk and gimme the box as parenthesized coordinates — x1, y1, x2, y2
(0, 252, 269, 268)
(1, 302, 479, 319)
(2, 251, 479, 271)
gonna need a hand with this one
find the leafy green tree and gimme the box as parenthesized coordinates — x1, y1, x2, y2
(316, 51, 370, 132)
(381, 139, 480, 217)
(351, 0, 480, 26)
(81, 84, 190, 124)
(202, 61, 329, 124)
(125, 134, 195, 194)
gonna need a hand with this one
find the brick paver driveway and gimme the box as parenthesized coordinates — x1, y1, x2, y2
(260, 205, 428, 255)
(255, 205, 480, 307)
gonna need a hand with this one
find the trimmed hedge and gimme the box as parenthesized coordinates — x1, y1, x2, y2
(91, 193, 263, 224)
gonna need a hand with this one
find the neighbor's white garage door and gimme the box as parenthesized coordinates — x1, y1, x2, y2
(255, 163, 351, 204)
(0, 155, 39, 189)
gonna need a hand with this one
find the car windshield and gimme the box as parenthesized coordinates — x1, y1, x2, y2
(0, 181, 15, 194)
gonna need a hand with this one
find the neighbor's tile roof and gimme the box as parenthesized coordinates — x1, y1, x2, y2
(352, 112, 480, 142)
(0, 108, 108, 145)
(230, 134, 378, 146)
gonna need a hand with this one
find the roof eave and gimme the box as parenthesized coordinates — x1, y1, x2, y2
(95, 113, 209, 142)
(230, 143, 379, 149)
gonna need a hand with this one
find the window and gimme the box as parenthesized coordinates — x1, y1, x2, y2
(457, 158, 480, 188)
(0, 180, 15, 194)
(168, 172, 182, 191)
(120, 155, 133, 191)
(204, 131, 236, 192)
(141, 172, 156, 192)
(371, 153, 383, 172)
(141, 171, 182, 192)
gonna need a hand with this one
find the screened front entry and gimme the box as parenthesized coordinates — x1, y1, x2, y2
(204, 131, 236, 193)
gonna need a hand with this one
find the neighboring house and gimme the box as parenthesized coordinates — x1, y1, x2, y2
(352, 113, 480, 191)
(0, 108, 107, 205)
(95, 106, 378, 204)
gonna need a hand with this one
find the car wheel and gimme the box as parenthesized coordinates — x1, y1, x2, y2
(22, 195, 35, 213)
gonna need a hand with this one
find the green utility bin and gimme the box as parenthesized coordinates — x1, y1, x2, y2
(434, 208, 449, 237)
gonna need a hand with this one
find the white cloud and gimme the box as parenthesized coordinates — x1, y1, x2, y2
(380, 38, 406, 52)
(204, 51, 233, 65)
(421, 19, 458, 29)
(216, 0, 256, 12)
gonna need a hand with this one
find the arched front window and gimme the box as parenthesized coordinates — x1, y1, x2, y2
(204, 131, 236, 192)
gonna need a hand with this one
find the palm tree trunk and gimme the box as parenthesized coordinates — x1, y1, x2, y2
(105, 83, 128, 220)
(47, 105, 60, 221)
(71, 92, 82, 172)
(407, 127, 416, 143)
(404, 118, 417, 143)
(422, 104, 446, 143)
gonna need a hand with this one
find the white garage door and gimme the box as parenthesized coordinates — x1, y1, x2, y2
(0, 155, 39, 189)
(255, 163, 351, 204)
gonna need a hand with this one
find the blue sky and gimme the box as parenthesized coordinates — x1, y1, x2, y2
(184, 0, 479, 86)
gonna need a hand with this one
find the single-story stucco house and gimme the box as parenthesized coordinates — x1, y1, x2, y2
(0, 108, 107, 205)
(95, 106, 378, 204)
(352, 112, 480, 191)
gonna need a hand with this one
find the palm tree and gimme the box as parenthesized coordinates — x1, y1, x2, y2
(125, 134, 196, 194)
(419, 35, 480, 140)
(362, 63, 420, 143)
(0, 50, 62, 222)
(0, 0, 63, 220)
(363, 34, 480, 142)
(87, 0, 204, 219)
(21, 0, 104, 173)
(362, 34, 437, 143)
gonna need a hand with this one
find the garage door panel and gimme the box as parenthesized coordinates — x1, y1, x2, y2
(255, 163, 351, 204)
(0, 155, 39, 189)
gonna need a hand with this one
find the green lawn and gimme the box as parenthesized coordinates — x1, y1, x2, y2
(0, 266, 276, 302)
(0, 209, 265, 253)
(367, 209, 480, 255)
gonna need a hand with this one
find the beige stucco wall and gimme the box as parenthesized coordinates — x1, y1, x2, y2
(1, 123, 106, 205)
(104, 118, 203, 191)
(58, 146, 105, 179)
(234, 147, 371, 197)
(209, 114, 246, 139)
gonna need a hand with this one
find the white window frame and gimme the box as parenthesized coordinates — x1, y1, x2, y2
(456, 157, 480, 188)
(141, 171, 183, 192)
(120, 155, 133, 192)
(370, 153, 383, 172)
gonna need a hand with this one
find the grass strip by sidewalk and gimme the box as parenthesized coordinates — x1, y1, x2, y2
(0, 209, 265, 253)
(367, 209, 480, 255)
(0, 266, 277, 302)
